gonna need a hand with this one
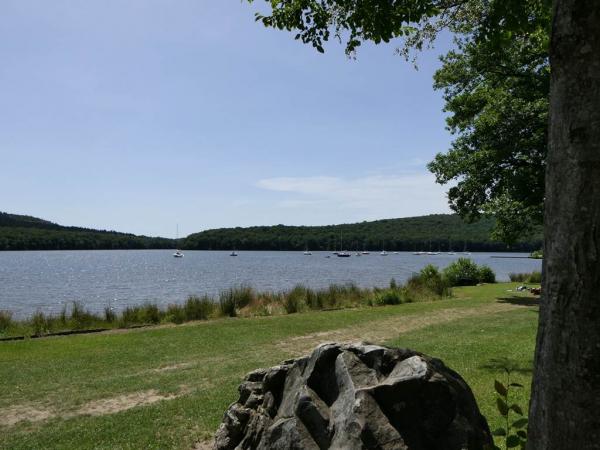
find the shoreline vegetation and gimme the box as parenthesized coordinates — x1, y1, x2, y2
(0, 282, 539, 450)
(0, 259, 528, 340)
(0, 211, 542, 252)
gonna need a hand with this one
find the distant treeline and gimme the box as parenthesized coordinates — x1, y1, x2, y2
(183, 214, 542, 252)
(0, 212, 175, 251)
(0, 212, 542, 252)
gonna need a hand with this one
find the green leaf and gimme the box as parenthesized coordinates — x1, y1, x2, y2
(510, 404, 524, 415)
(492, 427, 507, 436)
(512, 418, 528, 428)
(507, 435, 521, 448)
(517, 430, 527, 439)
(509, 382, 524, 388)
(497, 397, 509, 416)
(494, 380, 508, 396)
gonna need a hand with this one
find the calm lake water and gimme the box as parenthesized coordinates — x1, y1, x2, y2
(0, 250, 542, 318)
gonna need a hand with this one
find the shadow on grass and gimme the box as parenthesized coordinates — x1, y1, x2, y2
(497, 296, 540, 307)
(479, 357, 533, 375)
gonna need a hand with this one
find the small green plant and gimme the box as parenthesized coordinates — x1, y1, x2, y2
(373, 289, 402, 305)
(0, 310, 13, 333)
(529, 250, 543, 259)
(184, 295, 214, 321)
(419, 264, 452, 295)
(443, 258, 497, 286)
(491, 368, 528, 449)
(443, 258, 481, 286)
(478, 265, 496, 283)
(104, 307, 117, 323)
(306, 288, 322, 310)
(59, 306, 68, 325)
(70, 301, 96, 329)
(285, 285, 309, 313)
(31, 311, 49, 336)
(219, 289, 238, 317)
(165, 304, 185, 324)
(231, 285, 255, 309)
(509, 273, 528, 282)
(527, 271, 542, 283)
(509, 271, 541, 283)
(120, 306, 140, 327)
(402, 265, 452, 302)
(139, 303, 161, 324)
(283, 294, 301, 313)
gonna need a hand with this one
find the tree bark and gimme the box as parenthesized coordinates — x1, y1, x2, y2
(528, 0, 600, 448)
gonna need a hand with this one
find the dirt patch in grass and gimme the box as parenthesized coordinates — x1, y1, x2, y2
(0, 404, 55, 427)
(277, 302, 523, 356)
(73, 389, 180, 417)
(152, 362, 195, 373)
(0, 386, 192, 428)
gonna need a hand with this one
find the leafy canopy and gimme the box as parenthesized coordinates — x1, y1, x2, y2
(247, 0, 447, 55)
(429, 0, 550, 244)
(247, 0, 551, 245)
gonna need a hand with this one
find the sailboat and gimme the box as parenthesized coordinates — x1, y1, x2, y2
(337, 230, 351, 257)
(173, 225, 184, 258)
(426, 240, 437, 255)
(447, 239, 456, 255)
(463, 241, 471, 255)
(380, 241, 388, 256)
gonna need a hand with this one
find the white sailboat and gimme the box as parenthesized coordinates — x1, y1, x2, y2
(447, 238, 455, 255)
(303, 241, 312, 255)
(463, 241, 471, 255)
(380, 240, 388, 255)
(173, 225, 184, 258)
(337, 230, 351, 257)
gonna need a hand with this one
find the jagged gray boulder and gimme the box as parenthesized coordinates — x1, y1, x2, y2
(214, 342, 492, 450)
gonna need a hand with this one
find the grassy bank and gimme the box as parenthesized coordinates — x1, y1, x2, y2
(0, 283, 538, 449)
(0, 273, 449, 339)
(1, 259, 505, 339)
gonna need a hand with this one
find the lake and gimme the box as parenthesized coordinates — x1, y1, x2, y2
(0, 250, 542, 318)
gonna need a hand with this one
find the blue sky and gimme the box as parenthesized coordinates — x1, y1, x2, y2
(0, 1, 456, 238)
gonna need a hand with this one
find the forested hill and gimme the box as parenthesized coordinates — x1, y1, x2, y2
(0, 212, 175, 250)
(183, 214, 542, 252)
(0, 212, 542, 252)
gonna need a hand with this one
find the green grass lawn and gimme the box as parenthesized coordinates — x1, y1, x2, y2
(0, 283, 538, 449)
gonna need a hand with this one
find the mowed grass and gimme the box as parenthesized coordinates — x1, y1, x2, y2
(0, 283, 538, 449)
(388, 286, 537, 438)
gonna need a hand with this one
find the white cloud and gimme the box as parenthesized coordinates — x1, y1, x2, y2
(256, 172, 453, 224)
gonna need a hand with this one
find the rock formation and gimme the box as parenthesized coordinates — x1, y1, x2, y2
(214, 342, 492, 449)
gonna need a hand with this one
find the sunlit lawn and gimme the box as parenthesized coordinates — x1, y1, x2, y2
(0, 283, 538, 449)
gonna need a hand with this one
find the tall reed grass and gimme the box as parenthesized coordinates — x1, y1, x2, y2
(509, 271, 542, 283)
(0, 310, 13, 333)
(2, 267, 459, 338)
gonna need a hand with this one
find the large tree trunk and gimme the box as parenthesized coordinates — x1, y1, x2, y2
(527, 0, 600, 448)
